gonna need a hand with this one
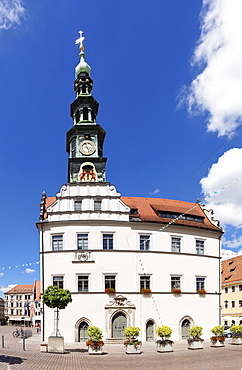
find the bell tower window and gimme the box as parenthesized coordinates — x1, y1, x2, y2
(71, 139, 76, 158)
(75, 110, 80, 124)
(83, 107, 88, 120)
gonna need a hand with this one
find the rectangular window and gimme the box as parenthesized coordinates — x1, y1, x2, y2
(232, 286, 235, 292)
(232, 301, 235, 308)
(94, 200, 102, 211)
(196, 277, 205, 291)
(171, 237, 181, 253)
(103, 234, 113, 250)
(239, 300, 242, 307)
(196, 240, 204, 255)
(225, 287, 228, 293)
(140, 235, 150, 251)
(78, 276, 89, 292)
(140, 276, 150, 290)
(105, 275, 116, 290)
(224, 301, 228, 309)
(53, 276, 64, 289)
(52, 235, 63, 251)
(77, 234, 88, 250)
(239, 285, 242, 291)
(74, 200, 82, 211)
(171, 276, 181, 290)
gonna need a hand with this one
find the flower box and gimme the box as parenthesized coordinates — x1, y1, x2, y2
(88, 345, 103, 355)
(210, 339, 225, 347)
(105, 288, 116, 294)
(140, 288, 152, 295)
(125, 345, 141, 354)
(171, 288, 181, 295)
(156, 341, 173, 352)
(188, 340, 203, 350)
(231, 338, 242, 345)
(197, 289, 206, 295)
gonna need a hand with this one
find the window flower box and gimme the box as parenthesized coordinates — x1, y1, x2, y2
(171, 288, 181, 295)
(105, 288, 116, 294)
(140, 288, 152, 295)
(197, 289, 206, 295)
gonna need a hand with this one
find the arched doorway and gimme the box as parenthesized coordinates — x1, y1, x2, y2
(78, 321, 89, 342)
(181, 319, 191, 339)
(146, 320, 154, 341)
(112, 312, 127, 338)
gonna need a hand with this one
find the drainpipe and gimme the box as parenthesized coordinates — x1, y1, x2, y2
(40, 223, 45, 341)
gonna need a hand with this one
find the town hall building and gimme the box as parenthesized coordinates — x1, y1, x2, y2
(37, 32, 223, 343)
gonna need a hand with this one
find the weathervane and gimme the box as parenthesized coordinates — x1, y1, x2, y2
(75, 30, 85, 51)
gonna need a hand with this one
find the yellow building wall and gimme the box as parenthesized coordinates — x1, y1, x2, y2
(222, 281, 242, 325)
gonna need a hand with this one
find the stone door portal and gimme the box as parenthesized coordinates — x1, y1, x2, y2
(112, 312, 127, 338)
(78, 321, 89, 342)
(181, 319, 190, 339)
(146, 320, 154, 341)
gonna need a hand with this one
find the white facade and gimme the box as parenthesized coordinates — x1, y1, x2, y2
(38, 182, 222, 343)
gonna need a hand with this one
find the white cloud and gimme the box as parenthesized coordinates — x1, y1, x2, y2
(23, 268, 35, 274)
(200, 148, 242, 227)
(221, 249, 242, 261)
(222, 235, 242, 250)
(0, 272, 3, 277)
(0, 283, 16, 293)
(183, 0, 242, 136)
(149, 188, 160, 196)
(0, 0, 25, 30)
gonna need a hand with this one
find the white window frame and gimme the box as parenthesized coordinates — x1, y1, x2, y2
(102, 232, 115, 250)
(139, 234, 151, 251)
(195, 275, 206, 291)
(103, 273, 118, 291)
(195, 239, 205, 255)
(170, 274, 182, 290)
(76, 273, 90, 292)
(51, 233, 64, 251)
(76, 232, 89, 250)
(52, 275, 64, 289)
(171, 235, 182, 253)
(74, 199, 82, 211)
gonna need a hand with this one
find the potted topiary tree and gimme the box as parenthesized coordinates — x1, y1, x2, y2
(124, 327, 142, 354)
(210, 325, 225, 347)
(86, 326, 104, 354)
(230, 326, 242, 344)
(187, 326, 204, 350)
(156, 325, 174, 352)
(42, 285, 72, 353)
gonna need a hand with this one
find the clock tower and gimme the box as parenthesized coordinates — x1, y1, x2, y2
(66, 31, 107, 183)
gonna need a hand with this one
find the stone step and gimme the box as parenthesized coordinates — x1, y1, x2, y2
(104, 339, 125, 344)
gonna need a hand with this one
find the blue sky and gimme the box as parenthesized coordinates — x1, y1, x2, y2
(1, 0, 242, 296)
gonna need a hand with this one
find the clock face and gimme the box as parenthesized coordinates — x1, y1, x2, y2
(79, 140, 96, 155)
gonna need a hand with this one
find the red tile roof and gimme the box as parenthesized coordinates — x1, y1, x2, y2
(5, 284, 34, 294)
(221, 255, 242, 284)
(121, 196, 221, 231)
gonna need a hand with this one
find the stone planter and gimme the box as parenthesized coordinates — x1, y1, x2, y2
(88, 345, 103, 355)
(125, 345, 141, 354)
(231, 338, 242, 345)
(48, 336, 64, 353)
(156, 342, 173, 352)
(210, 340, 225, 347)
(188, 341, 203, 350)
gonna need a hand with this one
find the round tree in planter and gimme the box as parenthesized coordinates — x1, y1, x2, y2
(187, 326, 204, 350)
(124, 327, 142, 354)
(156, 325, 173, 352)
(230, 326, 242, 344)
(86, 326, 104, 354)
(42, 286, 72, 353)
(210, 325, 225, 347)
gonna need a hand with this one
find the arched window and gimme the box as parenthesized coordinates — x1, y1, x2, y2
(83, 107, 88, 120)
(75, 110, 80, 123)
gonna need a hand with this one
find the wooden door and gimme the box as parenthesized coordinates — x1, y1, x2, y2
(112, 313, 127, 338)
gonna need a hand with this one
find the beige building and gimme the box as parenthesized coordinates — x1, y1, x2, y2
(221, 256, 242, 326)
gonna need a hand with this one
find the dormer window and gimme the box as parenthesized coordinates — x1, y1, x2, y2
(158, 211, 203, 223)
(130, 209, 138, 215)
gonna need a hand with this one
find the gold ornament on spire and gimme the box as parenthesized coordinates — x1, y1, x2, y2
(75, 30, 85, 51)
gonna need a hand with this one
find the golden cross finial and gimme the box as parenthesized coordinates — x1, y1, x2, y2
(75, 30, 85, 51)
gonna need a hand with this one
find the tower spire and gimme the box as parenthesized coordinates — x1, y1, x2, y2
(66, 31, 107, 183)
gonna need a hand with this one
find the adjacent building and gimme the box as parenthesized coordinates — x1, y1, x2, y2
(221, 255, 242, 326)
(4, 281, 41, 327)
(37, 33, 223, 343)
(0, 297, 4, 325)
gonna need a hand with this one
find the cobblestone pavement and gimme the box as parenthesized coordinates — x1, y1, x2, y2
(0, 326, 242, 369)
